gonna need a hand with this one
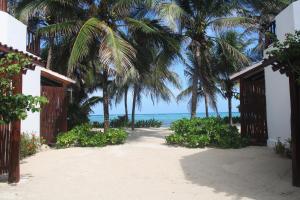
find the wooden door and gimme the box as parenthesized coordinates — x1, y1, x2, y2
(240, 73, 268, 145)
(41, 86, 67, 144)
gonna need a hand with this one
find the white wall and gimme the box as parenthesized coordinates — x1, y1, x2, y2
(21, 67, 41, 136)
(264, 66, 291, 147)
(263, 1, 300, 147)
(0, 11, 27, 52)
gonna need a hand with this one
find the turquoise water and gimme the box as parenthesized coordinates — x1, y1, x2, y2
(89, 112, 240, 127)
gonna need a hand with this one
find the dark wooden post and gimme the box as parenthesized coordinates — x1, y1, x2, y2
(240, 79, 245, 137)
(8, 72, 22, 183)
(289, 73, 300, 187)
(0, 0, 7, 12)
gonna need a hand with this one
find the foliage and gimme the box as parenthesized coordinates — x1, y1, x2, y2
(166, 117, 248, 149)
(134, 119, 162, 128)
(105, 128, 128, 145)
(274, 138, 292, 158)
(221, 116, 240, 124)
(56, 124, 128, 148)
(0, 53, 48, 124)
(268, 31, 300, 81)
(93, 118, 162, 128)
(20, 134, 44, 159)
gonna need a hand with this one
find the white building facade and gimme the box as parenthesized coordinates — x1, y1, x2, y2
(231, 0, 300, 148)
(0, 3, 74, 142)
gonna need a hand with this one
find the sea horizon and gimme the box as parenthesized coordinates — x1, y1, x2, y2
(89, 112, 240, 127)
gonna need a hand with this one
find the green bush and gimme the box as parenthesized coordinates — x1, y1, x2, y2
(56, 124, 128, 148)
(184, 134, 210, 148)
(221, 116, 240, 124)
(167, 117, 248, 149)
(106, 129, 128, 145)
(134, 119, 162, 128)
(20, 134, 43, 159)
(92, 118, 162, 128)
(165, 134, 185, 145)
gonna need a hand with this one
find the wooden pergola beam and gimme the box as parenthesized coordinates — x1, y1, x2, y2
(0, 0, 7, 12)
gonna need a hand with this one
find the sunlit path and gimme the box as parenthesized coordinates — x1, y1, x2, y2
(0, 128, 299, 200)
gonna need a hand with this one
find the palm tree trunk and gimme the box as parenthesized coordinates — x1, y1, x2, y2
(204, 94, 209, 118)
(131, 84, 138, 130)
(124, 87, 128, 121)
(46, 37, 54, 69)
(103, 69, 110, 132)
(228, 95, 233, 125)
(191, 74, 198, 119)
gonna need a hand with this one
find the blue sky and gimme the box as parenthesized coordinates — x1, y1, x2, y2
(91, 61, 240, 115)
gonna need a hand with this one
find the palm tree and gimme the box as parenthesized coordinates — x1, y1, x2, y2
(177, 51, 219, 118)
(213, 30, 249, 125)
(127, 19, 182, 130)
(16, 0, 166, 132)
(158, 0, 249, 118)
(214, 0, 290, 58)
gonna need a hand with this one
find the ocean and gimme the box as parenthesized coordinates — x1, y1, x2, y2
(89, 112, 240, 127)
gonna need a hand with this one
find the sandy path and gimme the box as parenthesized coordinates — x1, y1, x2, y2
(0, 128, 300, 200)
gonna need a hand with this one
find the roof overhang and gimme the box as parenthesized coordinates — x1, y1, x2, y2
(40, 67, 76, 86)
(0, 42, 45, 67)
(230, 61, 265, 82)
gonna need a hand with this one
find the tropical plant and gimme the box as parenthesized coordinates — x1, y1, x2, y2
(157, 0, 249, 119)
(213, 30, 249, 124)
(56, 124, 127, 148)
(127, 19, 182, 130)
(167, 117, 249, 149)
(0, 53, 48, 124)
(214, 0, 290, 57)
(20, 134, 44, 159)
(268, 31, 300, 81)
(177, 51, 219, 118)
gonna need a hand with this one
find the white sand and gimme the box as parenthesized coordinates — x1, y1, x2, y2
(0, 128, 299, 200)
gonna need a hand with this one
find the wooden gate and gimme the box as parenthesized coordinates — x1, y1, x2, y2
(41, 86, 67, 144)
(240, 73, 268, 145)
(0, 124, 11, 175)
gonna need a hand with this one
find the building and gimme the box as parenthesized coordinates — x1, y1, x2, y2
(0, 1, 75, 143)
(231, 1, 300, 186)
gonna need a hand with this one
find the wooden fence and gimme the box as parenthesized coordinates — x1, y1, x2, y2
(0, 123, 11, 175)
(240, 74, 268, 145)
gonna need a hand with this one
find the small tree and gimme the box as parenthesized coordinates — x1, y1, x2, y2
(269, 31, 300, 81)
(0, 53, 47, 124)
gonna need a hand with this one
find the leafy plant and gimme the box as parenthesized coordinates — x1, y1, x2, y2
(167, 117, 248, 149)
(92, 118, 162, 128)
(20, 134, 43, 159)
(56, 124, 128, 148)
(0, 53, 48, 124)
(274, 137, 292, 158)
(134, 119, 162, 128)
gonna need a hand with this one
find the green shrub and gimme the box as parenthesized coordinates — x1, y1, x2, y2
(56, 124, 128, 148)
(167, 117, 248, 149)
(20, 134, 43, 159)
(184, 134, 210, 148)
(165, 134, 185, 145)
(221, 116, 240, 124)
(91, 118, 162, 128)
(134, 119, 162, 128)
(106, 129, 128, 145)
(274, 138, 292, 158)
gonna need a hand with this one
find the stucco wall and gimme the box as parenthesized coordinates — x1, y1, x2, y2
(0, 11, 27, 52)
(21, 67, 41, 136)
(263, 1, 300, 147)
(264, 67, 291, 147)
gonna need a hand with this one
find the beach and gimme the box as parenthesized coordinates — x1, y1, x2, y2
(1, 128, 299, 200)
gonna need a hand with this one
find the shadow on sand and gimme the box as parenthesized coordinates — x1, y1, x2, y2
(180, 146, 300, 200)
